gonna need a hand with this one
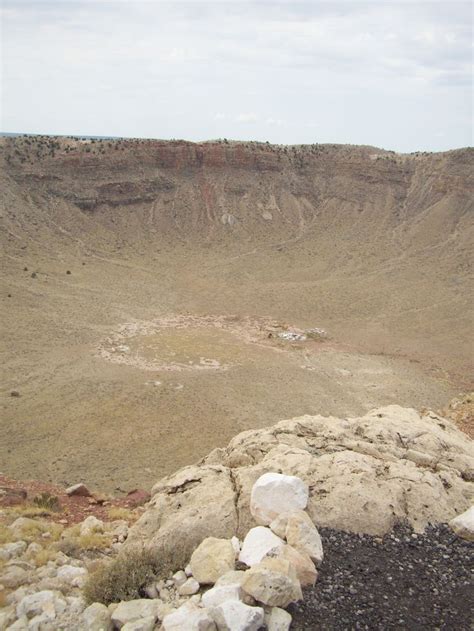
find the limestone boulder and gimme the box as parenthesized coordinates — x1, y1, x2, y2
(250, 473, 308, 525)
(265, 607, 292, 631)
(16, 590, 66, 620)
(111, 599, 162, 629)
(241, 558, 302, 607)
(190, 537, 235, 584)
(162, 601, 216, 630)
(121, 617, 156, 631)
(126, 406, 474, 558)
(125, 465, 237, 564)
(238, 527, 285, 568)
(82, 602, 113, 631)
(265, 543, 317, 587)
(202, 584, 241, 608)
(210, 600, 264, 631)
(449, 505, 474, 540)
(178, 577, 200, 596)
(284, 510, 324, 566)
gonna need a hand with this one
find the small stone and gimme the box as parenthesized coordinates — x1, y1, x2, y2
(122, 616, 156, 631)
(16, 590, 66, 620)
(210, 600, 264, 631)
(231, 536, 241, 555)
(250, 473, 309, 525)
(162, 601, 216, 630)
(178, 577, 200, 596)
(65, 483, 91, 497)
(265, 606, 292, 631)
(449, 506, 474, 541)
(190, 537, 235, 584)
(111, 599, 162, 628)
(82, 602, 113, 631)
(185, 564, 193, 577)
(202, 584, 241, 608)
(80, 515, 104, 536)
(239, 527, 285, 568)
(0, 540, 27, 561)
(172, 570, 188, 587)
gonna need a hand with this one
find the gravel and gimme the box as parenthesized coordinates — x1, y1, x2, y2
(289, 524, 474, 630)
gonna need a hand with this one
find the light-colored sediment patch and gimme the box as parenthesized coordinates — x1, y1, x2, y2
(95, 315, 326, 373)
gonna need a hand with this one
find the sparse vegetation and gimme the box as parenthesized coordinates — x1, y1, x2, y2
(33, 491, 61, 512)
(83, 548, 168, 605)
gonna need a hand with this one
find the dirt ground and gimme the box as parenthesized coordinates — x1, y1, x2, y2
(0, 138, 472, 492)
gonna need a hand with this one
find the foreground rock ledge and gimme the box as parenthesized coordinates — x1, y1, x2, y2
(126, 405, 474, 560)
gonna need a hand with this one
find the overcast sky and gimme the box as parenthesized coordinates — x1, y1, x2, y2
(1, 1, 472, 151)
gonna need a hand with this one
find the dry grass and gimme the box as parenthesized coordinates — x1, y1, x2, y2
(56, 533, 111, 558)
(107, 507, 136, 522)
(83, 548, 165, 605)
(0, 524, 15, 545)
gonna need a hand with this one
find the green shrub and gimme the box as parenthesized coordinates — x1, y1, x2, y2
(83, 548, 169, 605)
(33, 492, 61, 512)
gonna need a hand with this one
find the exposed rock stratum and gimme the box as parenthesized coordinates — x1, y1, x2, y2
(126, 405, 474, 562)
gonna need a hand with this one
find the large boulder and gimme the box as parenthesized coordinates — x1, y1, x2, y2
(210, 600, 264, 631)
(238, 527, 285, 567)
(250, 473, 308, 525)
(241, 558, 302, 608)
(125, 465, 237, 565)
(126, 406, 474, 556)
(189, 538, 235, 584)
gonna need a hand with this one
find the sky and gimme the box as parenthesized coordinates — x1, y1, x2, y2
(0, 0, 472, 152)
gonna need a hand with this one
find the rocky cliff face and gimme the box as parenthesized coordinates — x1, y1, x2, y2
(126, 405, 474, 562)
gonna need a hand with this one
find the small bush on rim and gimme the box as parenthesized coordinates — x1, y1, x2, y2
(83, 548, 168, 605)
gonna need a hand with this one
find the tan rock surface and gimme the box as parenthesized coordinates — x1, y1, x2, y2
(126, 406, 474, 558)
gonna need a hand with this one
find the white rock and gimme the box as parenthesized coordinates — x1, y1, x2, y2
(214, 571, 256, 606)
(2, 565, 29, 588)
(265, 543, 317, 587)
(82, 603, 113, 631)
(241, 558, 302, 608)
(178, 577, 200, 596)
(250, 473, 309, 525)
(449, 505, 474, 540)
(202, 584, 241, 608)
(56, 565, 87, 586)
(190, 538, 235, 584)
(121, 616, 156, 631)
(5, 615, 29, 630)
(210, 600, 264, 631)
(65, 596, 86, 616)
(0, 541, 27, 561)
(185, 564, 193, 577)
(16, 590, 66, 620)
(238, 527, 285, 567)
(285, 510, 324, 566)
(265, 606, 292, 631)
(231, 536, 241, 555)
(80, 516, 104, 537)
(0, 605, 16, 630)
(172, 570, 188, 587)
(162, 601, 216, 630)
(65, 483, 91, 497)
(111, 599, 161, 628)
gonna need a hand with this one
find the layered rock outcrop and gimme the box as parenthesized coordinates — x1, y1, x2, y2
(126, 406, 473, 560)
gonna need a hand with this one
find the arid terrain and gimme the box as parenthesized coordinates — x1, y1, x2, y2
(1, 136, 473, 491)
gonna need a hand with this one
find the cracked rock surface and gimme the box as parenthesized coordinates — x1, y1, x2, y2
(126, 405, 473, 560)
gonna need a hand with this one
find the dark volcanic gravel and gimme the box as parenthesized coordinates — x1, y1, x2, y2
(288, 524, 474, 630)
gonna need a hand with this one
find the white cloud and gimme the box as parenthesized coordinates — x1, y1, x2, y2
(236, 113, 258, 123)
(1, 0, 471, 151)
